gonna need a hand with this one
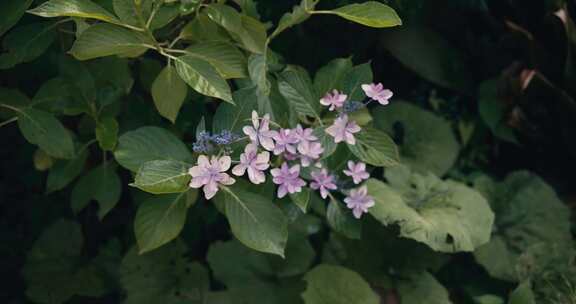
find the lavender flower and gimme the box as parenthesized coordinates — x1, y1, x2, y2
(343, 161, 370, 184)
(310, 169, 337, 199)
(271, 162, 306, 198)
(297, 140, 324, 167)
(243, 111, 277, 151)
(212, 130, 240, 145)
(189, 155, 235, 199)
(272, 128, 298, 156)
(232, 144, 270, 184)
(344, 186, 375, 219)
(325, 114, 361, 145)
(293, 124, 317, 146)
(320, 89, 347, 111)
(361, 83, 393, 105)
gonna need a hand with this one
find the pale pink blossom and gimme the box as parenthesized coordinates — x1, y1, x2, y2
(325, 115, 361, 145)
(343, 161, 370, 184)
(297, 140, 324, 167)
(361, 83, 393, 105)
(344, 186, 375, 219)
(270, 163, 306, 198)
(242, 111, 277, 151)
(320, 89, 347, 111)
(189, 155, 235, 199)
(232, 144, 270, 184)
(310, 169, 337, 199)
(272, 128, 298, 155)
(293, 124, 317, 146)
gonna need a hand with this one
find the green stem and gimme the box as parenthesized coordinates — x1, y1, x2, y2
(0, 103, 23, 114)
(0, 117, 18, 128)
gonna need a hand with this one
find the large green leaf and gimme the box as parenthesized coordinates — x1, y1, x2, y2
(302, 265, 379, 304)
(473, 172, 573, 282)
(174, 55, 233, 103)
(212, 86, 258, 134)
(313, 1, 402, 28)
(70, 23, 151, 60)
(17, 108, 75, 159)
(397, 271, 452, 304)
(508, 281, 535, 304)
(216, 184, 288, 257)
(342, 62, 373, 101)
(367, 166, 494, 252)
(133, 160, 191, 194)
(95, 116, 119, 151)
(28, 0, 121, 24)
(112, 0, 153, 27)
(151, 65, 188, 123)
(185, 41, 247, 79)
(314, 57, 353, 97)
(0, 22, 57, 69)
(46, 148, 88, 193)
(327, 198, 361, 239)
(0, 0, 33, 36)
(278, 65, 321, 121)
(373, 102, 460, 176)
(71, 164, 121, 219)
(179, 14, 232, 43)
(347, 126, 399, 167)
(134, 193, 189, 254)
(114, 126, 193, 172)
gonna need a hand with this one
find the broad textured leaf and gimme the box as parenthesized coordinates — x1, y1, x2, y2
(373, 102, 459, 176)
(342, 63, 373, 101)
(290, 188, 310, 213)
(17, 108, 75, 159)
(216, 184, 288, 257)
(114, 126, 193, 172)
(133, 160, 191, 194)
(473, 172, 572, 282)
(134, 193, 189, 254)
(478, 79, 518, 143)
(180, 14, 232, 43)
(314, 57, 353, 97)
(95, 116, 118, 151)
(112, 0, 153, 27)
(151, 65, 188, 123)
(0, 0, 33, 36)
(174, 55, 233, 102)
(508, 281, 535, 304)
(327, 198, 361, 239)
(367, 167, 494, 252)
(397, 271, 452, 304)
(71, 164, 121, 219)
(28, 0, 121, 24)
(185, 41, 247, 79)
(302, 265, 379, 304)
(381, 27, 473, 93)
(316, 1, 401, 28)
(212, 86, 258, 134)
(314, 127, 337, 159)
(278, 65, 321, 120)
(248, 54, 270, 96)
(347, 126, 399, 167)
(70, 23, 151, 60)
(46, 148, 88, 193)
(270, 0, 319, 39)
(0, 22, 57, 69)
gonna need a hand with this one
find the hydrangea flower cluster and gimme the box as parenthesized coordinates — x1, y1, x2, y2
(189, 83, 393, 219)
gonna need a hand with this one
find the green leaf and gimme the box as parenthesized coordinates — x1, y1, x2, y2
(71, 164, 121, 219)
(28, 0, 121, 24)
(95, 116, 119, 151)
(204, 4, 266, 54)
(314, 57, 353, 97)
(278, 65, 321, 120)
(17, 108, 75, 159)
(397, 271, 452, 304)
(114, 126, 193, 172)
(270, 0, 319, 39)
(508, 281, 535, 304)
(373, 102, 459, 176)
(0, 0, 33, 36)
(314, 1, 402, 28)
(0, 22, 57, 69)
(134, 193, 189, 254)
(217, 184, 288, 257)
(368, 167, 495, 252)
(70, 23, 151, 60)
(112, 0, 153, 27)
(180, 14, 232, 43)
(327, 198, 361, 239)
(185, 41, 247, 79)
(289, 188, 310, 213)
(478, 79, 518, 143)
(212, 86, 258, 134)
(342, 62, 373, 101)
(346, 126, 399, 167)
(314, 127, 337, 159)
(133, 160, 191, 194)
(380, 27, 473, 93)
(302, 265, 379, 304)
(151, 65, 188, 123)
(174, 55, 233, 103)
(46, 148, 88, 193)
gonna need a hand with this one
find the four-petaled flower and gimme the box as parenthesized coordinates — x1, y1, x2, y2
(297, 140, 324, 167)
(343, 161, 370, 184)
(232, 144, 270, 184)
(272, 128, 298, 155)
(310, 169, 338, 199)
(325, 114, 361, 145)
(189, 155, 235, 200)
(361, 83, 393, 105)
(320, 89, 347, 111)
(243, 111, 277, 151)
(271, 163, 306, 198)
(344, 186, 375, 219)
